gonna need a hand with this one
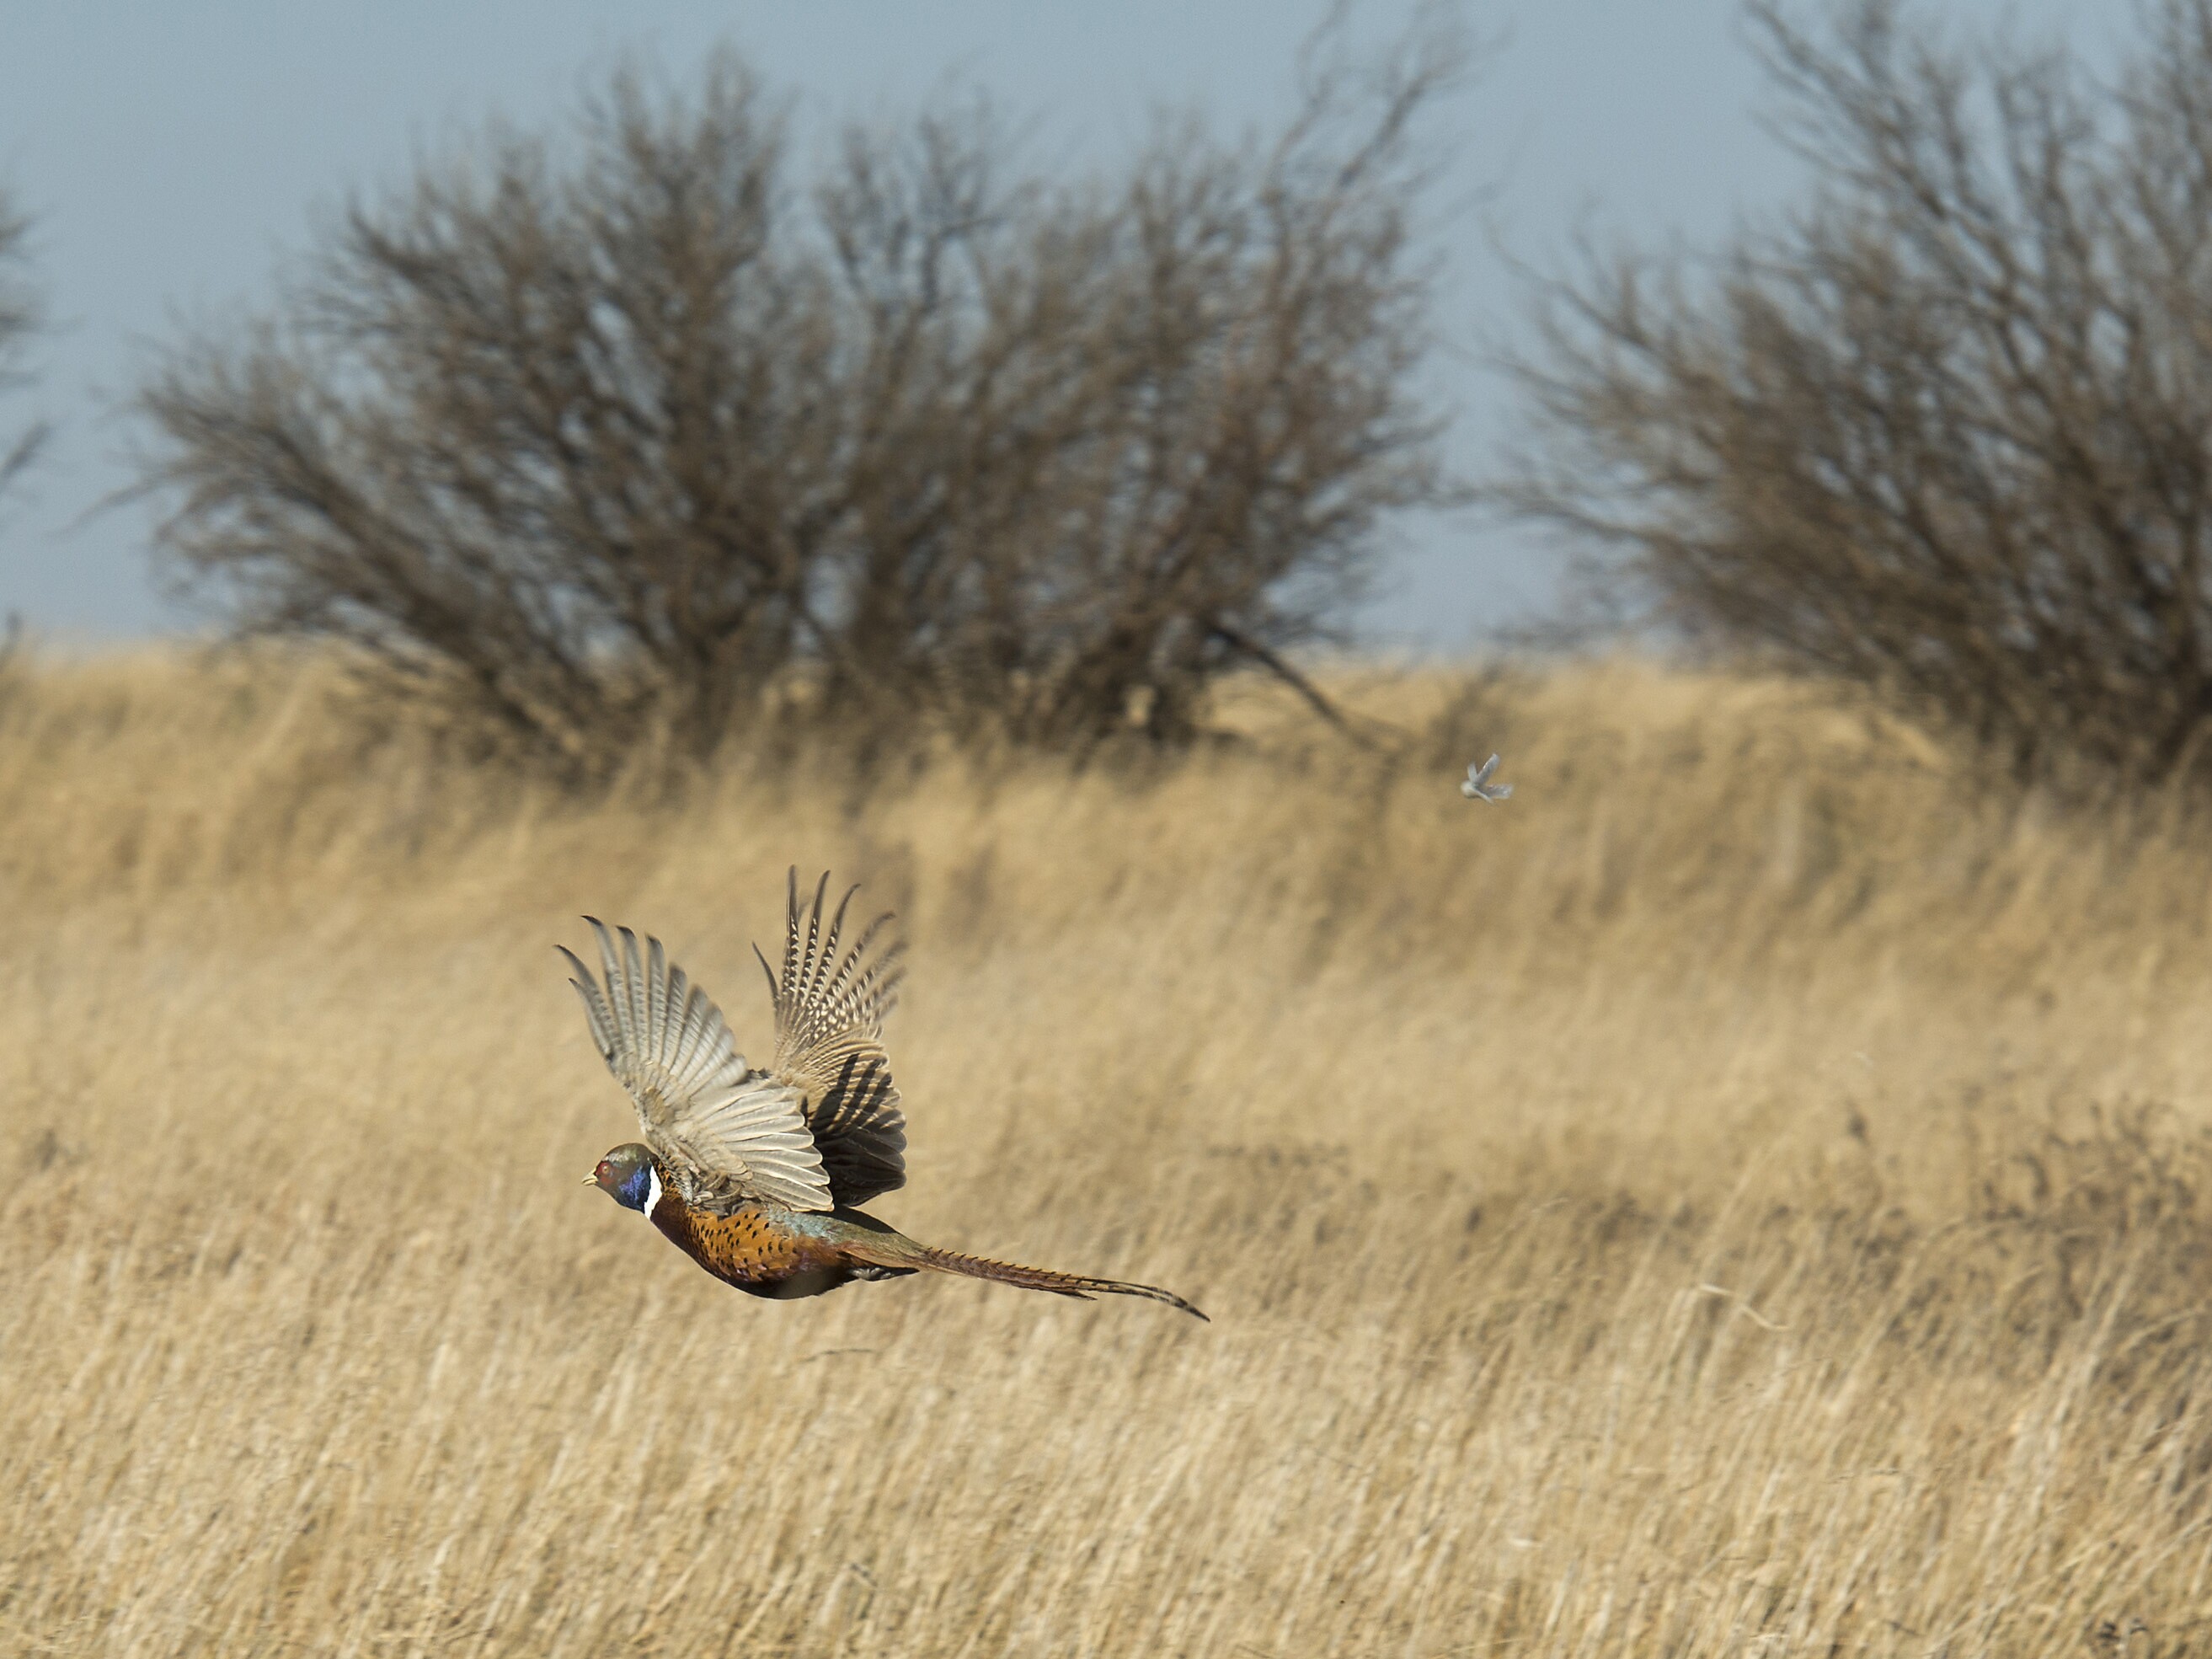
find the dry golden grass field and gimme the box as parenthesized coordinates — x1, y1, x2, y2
(9, 649, 2212, 1656)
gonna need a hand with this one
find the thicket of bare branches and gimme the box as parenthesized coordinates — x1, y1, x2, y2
(1502, 0, 2212, 789)
(137, 29, 1461, 776)
(0, 186, 46, 505)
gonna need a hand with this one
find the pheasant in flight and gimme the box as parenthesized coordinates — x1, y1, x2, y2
(565, 872, 1205, 1319)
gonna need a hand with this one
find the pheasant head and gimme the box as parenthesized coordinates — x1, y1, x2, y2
(585, 1143, 664, 1214)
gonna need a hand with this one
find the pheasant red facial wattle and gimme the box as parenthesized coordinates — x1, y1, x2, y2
(564, 870, 1206, 1320)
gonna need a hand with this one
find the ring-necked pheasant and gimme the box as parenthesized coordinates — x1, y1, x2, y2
(564, 871, 1205, 1320)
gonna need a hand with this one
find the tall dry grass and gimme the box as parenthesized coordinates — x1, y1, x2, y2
(7, 647, 2212, 1656)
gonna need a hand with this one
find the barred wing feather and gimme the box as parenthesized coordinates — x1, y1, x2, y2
(755, 870, 909, 1208)
(561, 918, 831, 1213)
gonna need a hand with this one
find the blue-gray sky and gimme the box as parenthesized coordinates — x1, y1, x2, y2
(0, 0, 2104, 649)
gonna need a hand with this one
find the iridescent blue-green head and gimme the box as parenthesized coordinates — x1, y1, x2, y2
(584, 1143, 664, 1214)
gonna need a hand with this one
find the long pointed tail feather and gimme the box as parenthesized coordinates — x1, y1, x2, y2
(916, 1247, 1207, 1320)
(843, 1230, 1206, 1320)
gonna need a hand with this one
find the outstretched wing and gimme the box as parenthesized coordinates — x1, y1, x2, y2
(754, 870, 908, 1208)
(561, 918, 831, 1214)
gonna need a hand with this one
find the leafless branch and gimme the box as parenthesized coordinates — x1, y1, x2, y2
(0, 188, 48, 506)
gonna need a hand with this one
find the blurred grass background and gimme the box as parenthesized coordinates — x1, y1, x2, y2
(6, 648, 2212, 1655)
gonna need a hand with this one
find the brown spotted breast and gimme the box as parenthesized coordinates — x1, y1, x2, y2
(649, 1194, 858, 1301)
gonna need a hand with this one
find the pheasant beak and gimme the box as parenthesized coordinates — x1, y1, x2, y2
(581, 1171, 600, 1186)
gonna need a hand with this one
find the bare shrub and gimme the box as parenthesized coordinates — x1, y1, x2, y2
(138, 27, 1462, 778)
(827, 51, 1465, 749)
(1501, 0, 2212, 789)
(137, 63, 834, 776)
